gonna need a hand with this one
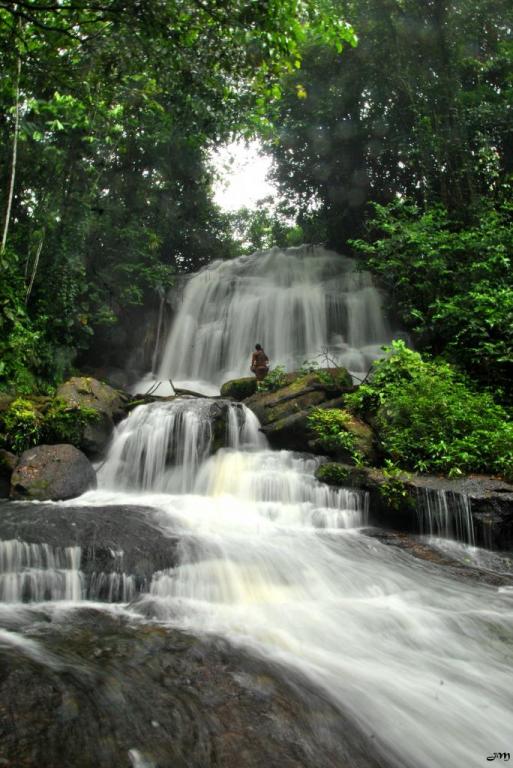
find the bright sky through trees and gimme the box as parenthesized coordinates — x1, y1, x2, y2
(212, 141, 277, 211)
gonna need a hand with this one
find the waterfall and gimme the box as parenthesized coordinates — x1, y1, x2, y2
(416, 488, 475, 545)
(0, 540, 83, 602)
(99, 398, 265, 492)
(155, 245, 400, 393)
(1, 246, 512, 767)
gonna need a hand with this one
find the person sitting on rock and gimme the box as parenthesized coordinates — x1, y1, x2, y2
(250, 344, 269, 381)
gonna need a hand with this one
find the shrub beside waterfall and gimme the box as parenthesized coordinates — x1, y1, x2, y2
(345, 341, 513, 478)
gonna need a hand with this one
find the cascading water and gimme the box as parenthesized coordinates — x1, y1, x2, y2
(149, 245, 401, 394)
(2, 247, 513, 767)
(0, 540, 83, 602)
(99, 398, 264, 492)
(417, 487, 475, 545)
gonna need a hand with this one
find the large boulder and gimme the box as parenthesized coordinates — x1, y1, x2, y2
(243, 369, 374, 460)
(10, 444, 96, 501)
(220, 377, 258, 401)
(56, 376, 129, 457)
(0, 610, 383, 768)
(0, 501, 178, 599)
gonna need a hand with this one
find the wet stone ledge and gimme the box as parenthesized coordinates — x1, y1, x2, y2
(0, 502, 179, 600)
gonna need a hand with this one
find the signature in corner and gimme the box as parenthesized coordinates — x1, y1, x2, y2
(487, 754, 511, 762)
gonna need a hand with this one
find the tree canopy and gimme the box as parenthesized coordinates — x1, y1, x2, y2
(0, 0, 354, 390)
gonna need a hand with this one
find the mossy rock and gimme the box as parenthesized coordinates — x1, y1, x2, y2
(220, 377, 257, 401)
(56, 377, 129, 457)
(10, 443, 96, 501)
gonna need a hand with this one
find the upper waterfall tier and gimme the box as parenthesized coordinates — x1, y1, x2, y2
(157, 245, 401, 392)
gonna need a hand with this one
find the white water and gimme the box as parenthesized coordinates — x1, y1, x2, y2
(417, 487, 476, 546)
(0, 540, 83, 602)
(148, 245, 401, 395)
(57, 400, 512, 768)
(1, 245, 512, 765)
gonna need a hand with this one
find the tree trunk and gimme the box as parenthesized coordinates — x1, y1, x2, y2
(1, 50, 22, 256)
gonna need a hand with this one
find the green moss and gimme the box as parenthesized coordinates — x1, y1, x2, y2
(0, 396, 99, 453)
(1, 398, 44, 453)
(315, 463, 350, 486)
(44, 398, 99, 447)
(220, 377, 257, 401)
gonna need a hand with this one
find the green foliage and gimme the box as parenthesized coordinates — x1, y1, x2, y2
(1, 399, 43, 453)
(315, 462, 350, 486)
(43, 399, 99, 447)
(307, 407, 361, 462)
(300, 360, 352, 389)
(0, 396, 99, 454)
(0, 1, 355, 391)
(346, 341, 513, 478)
(267, 0, 513, 245)
(227, 198, 306, 255)
(260, 365, 287, 392)
(351, 195, 513, 394)
(379, 460, 411, 512)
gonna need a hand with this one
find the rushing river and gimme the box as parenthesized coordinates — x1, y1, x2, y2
(1, 248, 512, 766)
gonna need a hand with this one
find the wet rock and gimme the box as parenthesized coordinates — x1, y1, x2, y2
(0, 501, 178, 597)
(0, 608, 386, 768)
(0, 393, 14, 414)
(362, 528, 513, 588)
(56, 376, 130, 458)
(0, 449, 17, 498)
(316, 463, 513, 550)
(10, 444, 96, 501)
(244, 370, 354, 453)
(242, 369, 375, 462)
(220, 376, 258, 401)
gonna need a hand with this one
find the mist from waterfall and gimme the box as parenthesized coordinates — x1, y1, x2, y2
(154, 245, 401, 394)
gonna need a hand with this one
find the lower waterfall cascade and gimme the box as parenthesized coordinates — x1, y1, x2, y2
(1, 398, 512, 768)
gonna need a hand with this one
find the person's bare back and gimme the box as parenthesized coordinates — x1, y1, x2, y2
(250, 343, 269, 381)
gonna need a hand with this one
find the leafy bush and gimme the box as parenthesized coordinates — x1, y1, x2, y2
(300, 360, 352, 389)
(0, 396, 99, 454)
(1, 399, 44, 453)
(351, 195, 513, 396)
(260, 365, 287, 392)
(379, 460, 412, 511)
(315, 462, 350, 486)
(346, 341, 513, 478)
(307, 407, 362, 462)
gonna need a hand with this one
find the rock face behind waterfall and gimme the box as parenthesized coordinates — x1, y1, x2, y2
(10, 444, 96, 501)
(0, 609, 386, 768)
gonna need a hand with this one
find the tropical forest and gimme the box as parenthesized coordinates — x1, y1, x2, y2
(0, 1, 512, 766)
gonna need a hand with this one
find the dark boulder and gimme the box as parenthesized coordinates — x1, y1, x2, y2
(0, 608, 386, 768)
(220, 376, 258, 401)
(243, 370, 375, 461)
(10, 444, 96, 501)
(0, 501, 178, 598)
